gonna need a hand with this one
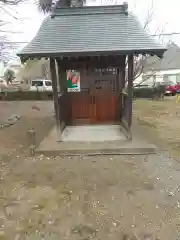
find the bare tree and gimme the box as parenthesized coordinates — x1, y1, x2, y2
(0, 36, 11, 63)
(0, 0, 23, 4)
(4, 67, 15, 83)
(0, 0, 25, 63)
(41, 60, 49, 79)
(111, 0, 164, 87)
(131, 1, 164, 84)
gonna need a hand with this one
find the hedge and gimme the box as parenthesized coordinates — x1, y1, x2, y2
(133, 85, 166, 99)
(0, 90, 53, 101)
(0, 86, 166, 101)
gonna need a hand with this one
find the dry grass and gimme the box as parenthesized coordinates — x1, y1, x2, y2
(133, 97, 180, 152)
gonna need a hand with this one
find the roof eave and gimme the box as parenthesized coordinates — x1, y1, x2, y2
(17, 48, 167, 62)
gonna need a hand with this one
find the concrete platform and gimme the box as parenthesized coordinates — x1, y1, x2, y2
(36, 124, 158, 156)
(61, 125, 127, 142)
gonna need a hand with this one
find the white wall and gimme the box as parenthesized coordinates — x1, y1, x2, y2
(155, 69, 180, 75)
(134, 69, 180, 85)
(0, 61, 5, 77)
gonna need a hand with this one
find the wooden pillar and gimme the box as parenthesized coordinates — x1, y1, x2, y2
(121, 55, 126, 90)
(127, 54, 133, 128)
(56, 60, 67, 94)
(57, 62, 62, 93)
(55, 60, 61, 95)
(116, 67, 120, 121)
(119, 55, 126, 121)
(50, 57, 61, 140)
(116, 68, 120, 92)
(56, 59, 70, 126)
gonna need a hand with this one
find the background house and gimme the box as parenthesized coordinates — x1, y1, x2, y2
(15, 58, 50, 83)
(134, 42, 180, 85)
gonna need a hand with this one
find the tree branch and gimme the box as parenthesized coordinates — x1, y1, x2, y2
(0, 0, 24, 5)
(130, 0, 164, 85)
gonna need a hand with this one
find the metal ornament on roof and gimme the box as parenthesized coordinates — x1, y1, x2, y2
(39, 0, 53, 12)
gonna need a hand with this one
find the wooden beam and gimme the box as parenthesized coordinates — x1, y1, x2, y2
(127, 54, 133, 128)
(56, 55, 125, 70)
(50, 57, 61, 140)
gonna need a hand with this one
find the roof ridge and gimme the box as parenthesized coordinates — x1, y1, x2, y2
(51, 3, 128, 17)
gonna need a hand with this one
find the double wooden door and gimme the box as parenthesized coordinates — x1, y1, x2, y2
(71, 75, 118, 125)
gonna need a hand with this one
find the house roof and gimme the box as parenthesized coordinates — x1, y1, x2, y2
(18, 4, 166, 60)
(143, 42, 180, 72)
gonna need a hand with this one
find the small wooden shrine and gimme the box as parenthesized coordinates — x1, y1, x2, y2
(18, 3, 166, 139)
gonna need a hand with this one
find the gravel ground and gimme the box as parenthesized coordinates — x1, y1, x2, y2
(1, 153, 180, 239)
(1, 100, 180, 239)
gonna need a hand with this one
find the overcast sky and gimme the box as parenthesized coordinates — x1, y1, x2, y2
(2, 0, 180, 60)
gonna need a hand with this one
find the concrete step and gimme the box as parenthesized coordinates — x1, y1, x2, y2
(36, 140, 157, 156)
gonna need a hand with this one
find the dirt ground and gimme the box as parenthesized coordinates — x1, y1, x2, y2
(0, 101, 54, 156)
(1, 100, 180, 239)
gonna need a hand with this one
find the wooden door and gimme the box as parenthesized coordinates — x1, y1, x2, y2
(70, 70, 118, 125)
(71, 72, 92, 125)
(71, 90, 91, 124)
(89, 94, 96, 124)
(90, 75, 118, 123)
